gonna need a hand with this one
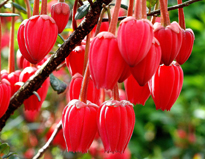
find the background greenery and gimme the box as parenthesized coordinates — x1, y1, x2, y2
(0, 0, 205, 158)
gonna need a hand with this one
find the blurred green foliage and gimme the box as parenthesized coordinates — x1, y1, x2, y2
(0, 0, 205, 159)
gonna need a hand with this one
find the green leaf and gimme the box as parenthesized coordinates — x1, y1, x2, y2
(2, 152, 17, 159)
(0, 13, 19, 17)
(75, 3, 90, 20)
(146, 0, 158, 8)
(109, 3, 128, 10)
(49, 73, 67, 94)
(81, 153, 92, 159)
(0, 143, 10, 155)
(63, 28, 73, 32)
(56, 34, 65, 45)
(12, 2, 27, 14)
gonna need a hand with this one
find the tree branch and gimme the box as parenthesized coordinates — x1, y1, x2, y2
(33, 121, 62, 159)
(102, 0, 202, 22)
(0, 0, 112, 131)
(0, 0, 9, 8)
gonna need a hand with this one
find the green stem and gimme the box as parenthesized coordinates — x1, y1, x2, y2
(127, 0, 134, 16)
(134, 0, 142, 19)
(108, 0, 122, 35)
(41, 0, 47, 15)
(178, 0, 186, 29)
(8, 0, 15, 73)
(59, 0, 65, 2)
(159, 0, 170, 27)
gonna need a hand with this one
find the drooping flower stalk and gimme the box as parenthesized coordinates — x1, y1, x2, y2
(94, 5, 106, 37)
(8, 0, 15, 73)
(79, 63, 90, 103)
(112, 83, 120, 101)
(108, 0, 122, 34)
(100, 88, 105, 103)
(24, 0, 31, 18)
(72, 0, 78, 31)
(159, 0, 170, 26)
(142, 0, 147, 19)
(0, 18, 2, 82)
(178, 0, 186, 29)
(41, 0, 47, 15)
(127, 0, 134, 16)
(83, 33, 91, 75)
(151, 1, 159, 24)
(33, 0, 39, 15)
(134, 0, 142, 20)
(79, 34, 91, 103)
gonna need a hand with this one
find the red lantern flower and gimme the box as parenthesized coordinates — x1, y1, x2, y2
(51, 2, 70, 33)
(175, 29, 195, 65)
(89, 32, 126, 90)
(154, 22, 183, 66)
(117, 16, 154, 67)
(65, 45, 85, 76)
(16, 50, 48, 69)
(124, 75, 150, 106)
(62, 99, 98, 153)
(148, 62, 184, 111)
(69, 73, 100, 105)
(19, 67, 50, 111)
(118, 62, 131, 83)
(0, 79, 11, 118)
(17, 15, 58, 64)
(1, 70, 21, 96)
(17, 19, 35, 63)
(130, 37, 161, 86)
(7, 70, 21, 96)
(97, 100, 135, 153)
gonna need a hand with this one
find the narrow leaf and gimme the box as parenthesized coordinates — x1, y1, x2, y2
(0, 13, 19, 17)
(0, 143, 10, 155)
(12, 2, 27, 14)
(49, 73, 67, 94)
(75, 3, 90, 20)
(32, 91, 41, 102)
(2, 152, 17, 159)
(58, 34, 65, 42)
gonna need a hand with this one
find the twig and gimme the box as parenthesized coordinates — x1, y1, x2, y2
(0, 0, 112, 131)
(0, 0, 9, 8)
(88, 0, 93, 7)
(102, 0, 202, 22)
(56, 62, 66, 71)
(33, 121, 62, 159)
(78, 0, 83, 6)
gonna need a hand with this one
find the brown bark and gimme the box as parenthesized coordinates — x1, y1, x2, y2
(0, 0, 112, 131)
